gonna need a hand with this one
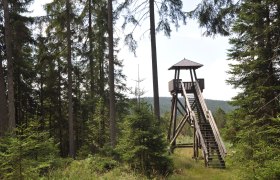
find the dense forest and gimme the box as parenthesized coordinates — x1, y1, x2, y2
(0, 0, 280, 179)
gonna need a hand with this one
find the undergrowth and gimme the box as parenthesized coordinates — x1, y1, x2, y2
(43, 145, 242, 180)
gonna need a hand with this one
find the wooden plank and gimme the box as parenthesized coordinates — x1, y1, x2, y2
(169, 114, 190, 146)
(181, 81, 209, 162)
(194, 81, 227, 158)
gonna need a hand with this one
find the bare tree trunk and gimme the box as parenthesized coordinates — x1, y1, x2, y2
(57, 60, 64, 156)
(66, 0, 75, 158)
(108, 0, 116, 147)
(89, 0, 95, 100)
(149, 0, 160, 122)
(3, 0, 16, 129)
(0, 59, 8, 135)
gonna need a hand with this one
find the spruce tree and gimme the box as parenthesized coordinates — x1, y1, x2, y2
(3, 0, 15, 129)
(117, 102, 172, 177)
(0, 121, 59, 179)
(0, 58, 8, 135)
(224, 0, 280, 178)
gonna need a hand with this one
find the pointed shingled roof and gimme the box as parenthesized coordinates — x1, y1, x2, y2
(168, 58, 203, 70)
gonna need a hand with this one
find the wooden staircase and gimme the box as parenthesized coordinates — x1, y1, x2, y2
(200, 123, 226, 168)
(181, 81, 227, 168)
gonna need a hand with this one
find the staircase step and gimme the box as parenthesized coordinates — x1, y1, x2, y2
(203, 136, 215, 138)
(207, 145, 218, 148)
(208, 164, 226, 169)
(208, 156, 223, 160)
(208, 154, 223, 158)
(208, 160, 225, 164)
(207, 157, 226, 168)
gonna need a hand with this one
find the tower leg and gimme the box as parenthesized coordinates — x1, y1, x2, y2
(167, 95, 175, 141)
(193, 128, 196, 159)
(168, 94, 178, 153)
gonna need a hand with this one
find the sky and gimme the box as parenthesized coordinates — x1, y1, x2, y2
(117, 0, 238, 100)
(30, 0, 238, 101)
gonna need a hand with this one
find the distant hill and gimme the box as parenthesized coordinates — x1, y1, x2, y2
(143, 97, 235, 115)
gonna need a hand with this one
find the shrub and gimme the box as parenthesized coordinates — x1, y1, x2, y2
(0, 121, 60, 179)
(116, 103, 173, 178)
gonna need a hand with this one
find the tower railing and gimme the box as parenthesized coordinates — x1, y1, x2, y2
(194, 80, 227, 158)
(169, 79, 204, 93)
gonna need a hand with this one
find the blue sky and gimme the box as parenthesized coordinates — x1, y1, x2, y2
(30, 0, 238, 101)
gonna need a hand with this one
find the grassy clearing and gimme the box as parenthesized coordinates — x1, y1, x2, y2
(44, 145, 241, 179)
(44, 160, 145, 180)
(169, 148, 241, 180)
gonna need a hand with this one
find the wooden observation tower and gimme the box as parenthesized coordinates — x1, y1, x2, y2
(167, 58, 227, 168)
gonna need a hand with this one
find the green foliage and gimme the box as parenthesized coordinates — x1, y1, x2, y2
(189, 0, 237, 36)
(0, 121, 60, 179)
(117, 0, 186, 54)
(117, 103, 173, 178)
(43, 156, 144, 180)
(227, 116, 280, 179)
(88, 155, 118, 174)
(80, 98, 109, 156)
(169, 148, 241, 180)
(221, 0, 280, 179)
(213, 107, 227, 129)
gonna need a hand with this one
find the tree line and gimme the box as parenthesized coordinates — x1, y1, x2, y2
(0, 0, 187, 157)
(0, 0, 186, 178)
(0, 0, 120, 158)
(0, 0, 280, 179)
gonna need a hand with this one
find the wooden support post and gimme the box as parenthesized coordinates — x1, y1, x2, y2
(167, 95, 175, 141)
(193, 128, 196, 159)
(171, 95, 178, 151)
(194, 69, 198, 81)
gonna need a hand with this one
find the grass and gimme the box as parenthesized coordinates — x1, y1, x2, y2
(169, 148, 241, 180)
(44, 145, 242, 180)
(43, 157, 147, 180)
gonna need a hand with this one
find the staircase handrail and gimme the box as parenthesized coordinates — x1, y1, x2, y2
(194, 80, 227, 158)
(208, 110, 227, 157)
(181, 81, 209, 161)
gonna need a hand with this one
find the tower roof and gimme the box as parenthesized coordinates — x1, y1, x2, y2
(168, 58, 203, 70)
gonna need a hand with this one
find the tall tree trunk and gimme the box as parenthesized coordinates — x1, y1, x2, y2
(39, 68, 44, 129)
(3, 0, 16, 129)
(0, 59, 8, 135)
(89, 0, 94, 100)
(108, 0, 116, 147)
(66, 0, 75, 158)
(58, 60, 64, 156)
(99, 51, 105, 148)
(149, 0, 160, 122)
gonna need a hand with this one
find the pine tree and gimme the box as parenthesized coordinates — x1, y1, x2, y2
(224, 0, 280, 178)
(108, 0, 116, 148)
(188, 0, 237, 36)
(149, 0, 160, 123)
(3, 0, 15, 129)
(0, 121, 59, 179)
(66, 0, 75, 158)
(213, 108, 227, 129)
(117, 102, 172, 177)
(44, 0, 75, 157)
(0, 58, 8, 135)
